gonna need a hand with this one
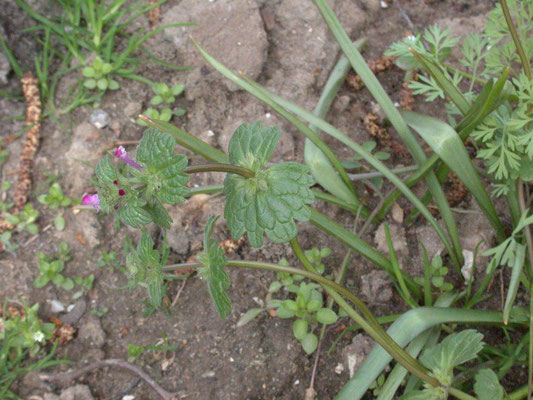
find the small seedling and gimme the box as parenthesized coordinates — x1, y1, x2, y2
(4, 204, 39, 235)
(82, 57, 119, 91)
(37, 182, 71, 209)
(137, 107, 173, 126)
(344, 141, 390, 190)
(90, 307, 109, 317)
(150, 82, 184, 105)
(127, 338, 177, 363)
(34, 242, 74, 290)
(275, 282, 339, 354)
(415, 254, 454, 292)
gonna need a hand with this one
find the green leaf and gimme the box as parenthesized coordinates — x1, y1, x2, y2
(135, 128, 190, 205)
(293, 319, 308, 339)
(145, 198, 172, 230)
(301, 332, 318, 354)
(402, 110, 505, 242)
(82, 67, 95, 78)
(228, 121, 281, 171)
(84, 79, 96, 89)
(197, 216, 231, 319)
(54, 215, 65, 231)
(95, 155, 118, 184)
(316, 308, 338, 325)
(34, 275, 50, 288)
(420, 329, 484, 384)
(97, 78, 108, 91)
(474, 369, 504, 400)
(116, 197, 153, 228)
(236, 308, 264, 327)
(26, 223, 39, 235)
(224, 125, 315, 247)
(108, 80, 119, 90)
(503, 243, 526, 324)
(276, 304, 295, 318)
(61, 278, 75, 291)
(159, 108, 173, 121)
(150, 95, 163, 106)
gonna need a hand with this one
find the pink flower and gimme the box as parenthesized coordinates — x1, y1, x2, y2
(82, 194, 100, 212)
(114, 146, 143, 170)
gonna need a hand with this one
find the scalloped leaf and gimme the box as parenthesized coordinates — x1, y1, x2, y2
(474, 369, 504, 400)
(136, 128, 190, 205)
(197, 216, 231, 319)
(228, 121, 281, 172)
(224, 162, 314, 247)
(125, 231, 164, 308)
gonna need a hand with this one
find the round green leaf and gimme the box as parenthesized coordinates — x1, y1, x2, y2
(150, 95, 163, 106)
(26, 223, 39, 235)
(62, 278, 75, 291)
(54, 215, 65, 231)
(52, 274, 65, 285)
(34, 275, 50, 288)
(316, 308, 338, 325)
(82, 67, 95, 78)
(276, 305, 295, 319)
(293, 319, 308, 339)
(108, 80, 119, 90)
(159, 108, 172, 121)
(97, 78, 108, 91)
(283, 300, 298, 312)
(301, 332, 318, 354)
(84, 79, 96, 89)
(432, 276, 444, 287)
(268, 281, 282, 293)
(306, 299, 322, 312)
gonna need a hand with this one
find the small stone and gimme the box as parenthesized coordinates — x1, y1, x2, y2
(335, 363, 345, 374)
(461, 249, 474, 283)
(48, 299, 66, 313)
(361, 270, 393, 304)
(380, 0, 388, 9)
(201, 371, 216, 378)
(90, 109, 110, 129)
(391, 203, 404, 224)
(344, 334, 375, 378)
(77, 314, 105, 348)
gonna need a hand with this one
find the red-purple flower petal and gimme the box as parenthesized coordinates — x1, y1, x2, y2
(114, 146, 143, 170)
(82, 194, 100, 212)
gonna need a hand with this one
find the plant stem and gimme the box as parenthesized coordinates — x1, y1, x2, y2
(499, 0, 531, 79)
(448, 387, 479, 400)
(347, 165, 419, 181)
(184, 163, 255, 179)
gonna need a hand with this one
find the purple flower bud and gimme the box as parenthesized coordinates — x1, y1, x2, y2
(118, 189, 125, 196)
(82, 194, 101, 212)
(114, 146, 143, 170)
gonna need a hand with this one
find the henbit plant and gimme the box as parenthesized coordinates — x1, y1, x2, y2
(4, 203, 40, 235)
(136, 82, 186, 127)
(0, 302, 62, 399)
(12, 0, 192, 116)
(37, 181, 72, 231)
(76, 0, 533, 399)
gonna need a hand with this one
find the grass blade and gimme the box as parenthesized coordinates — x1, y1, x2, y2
(305, 38, 366, 206)
(503, 243, 526, 324)
(401, 110, 506, 242)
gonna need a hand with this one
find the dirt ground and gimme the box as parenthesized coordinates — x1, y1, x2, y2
(0, 1, 504, 399)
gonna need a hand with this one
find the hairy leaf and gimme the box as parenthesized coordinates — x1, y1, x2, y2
(125, 231, 165, 308)
(224, 122, 314, 247)
(420, 329, 484, 384)
(474, 369, 504, 400)
(197, 216, 232, 319)
(136, 128, 190, 205)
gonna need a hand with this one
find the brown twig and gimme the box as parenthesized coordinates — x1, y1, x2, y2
(38, 359, 178, 400)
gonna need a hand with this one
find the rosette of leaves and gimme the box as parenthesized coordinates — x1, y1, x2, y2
(404, 330, 488, 400)
(125, 231, 166, 309)
(95, 129, 190, 228)
(150, 82, 184, 105)
(275, 282, 338, 354)
(224, 122, 315, 247)
(197, 216, 232, 319)
(82, 57, 119, 91)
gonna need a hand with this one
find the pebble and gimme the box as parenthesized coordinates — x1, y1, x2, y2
(48, 299, 66, 313)
(90, 109, 110, 129)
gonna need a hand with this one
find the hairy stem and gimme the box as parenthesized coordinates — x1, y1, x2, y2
(184, 163, 254, 179)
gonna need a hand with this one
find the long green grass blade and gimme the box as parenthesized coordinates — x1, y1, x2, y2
(312, 0, 463, 268)
(504, 243, 526, 324)
(336, 305, 523, 400)
(305, 38, 366, 206)
(401, 110, 506, 242)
